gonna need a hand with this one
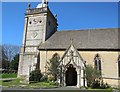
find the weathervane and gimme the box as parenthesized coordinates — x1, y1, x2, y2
(28, 3, 31, 9)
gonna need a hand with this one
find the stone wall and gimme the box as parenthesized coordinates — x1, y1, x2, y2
(39, 50, 119, 87)
(18, 7, 58, 79)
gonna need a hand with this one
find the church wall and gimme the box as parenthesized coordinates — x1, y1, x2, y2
(25, 14, 46, 46)
(103, 78, 119, 87)
(39, 50, 119, 87)
(46, 14, 57, 40)
(79, 51, 119, 87)
(79, 51, 119, 78)
(46, 50, 64, 60)
(40, 50, 64, 73)
(40, 51, 47, 73)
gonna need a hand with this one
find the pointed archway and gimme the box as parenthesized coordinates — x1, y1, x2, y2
(65, 64, 77, 86)
(58, 41, 86, 87)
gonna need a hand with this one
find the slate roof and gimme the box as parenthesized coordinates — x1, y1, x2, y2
(39, 28, 119, 50)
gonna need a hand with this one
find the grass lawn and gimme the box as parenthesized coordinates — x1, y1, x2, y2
(1, 78, 113, 92)
(40, 90, 112, 92)
(1, 78, 20, 87)
(1, 78, 119, 92)
(85, 89, 112, 92)
(1, 78, 57, 89)
(25, 82, 57, 89)
(0, 73, 17, 78)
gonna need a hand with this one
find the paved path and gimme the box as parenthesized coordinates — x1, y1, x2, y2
(1, 86, 119, 92)
(53, 86, 82, 90)
(2, 86, 84, 91)
(2, 86, 103, 92)
(2, 86, 80, 90)
(0, 78, 17, 81)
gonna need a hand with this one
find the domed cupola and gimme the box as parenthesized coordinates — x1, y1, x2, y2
(36, 0, 48, 8)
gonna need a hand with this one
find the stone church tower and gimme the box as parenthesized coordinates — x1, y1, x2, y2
(18, 1, 58, 81)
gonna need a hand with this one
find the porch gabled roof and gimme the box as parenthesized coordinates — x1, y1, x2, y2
(59, 42, 85, 68)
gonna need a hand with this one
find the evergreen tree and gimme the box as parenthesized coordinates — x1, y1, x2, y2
(85, 65, 101, 87)
(10, 54, 19, 70)
(2, 59, 9, 69)
(47, 53, 60, 81)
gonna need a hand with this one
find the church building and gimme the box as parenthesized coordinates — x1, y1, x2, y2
(18, 1, 120, 88)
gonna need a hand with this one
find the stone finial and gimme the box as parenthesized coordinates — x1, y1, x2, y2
(28, 3, 31, 9)
(45, 0, 48, 4)
(42, 0, 48, 4)
(54, 14, 57, 18)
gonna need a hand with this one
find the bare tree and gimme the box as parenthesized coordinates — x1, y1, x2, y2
(0, 45, 3, 68)
(0, 45, 9, 69)
(2, 44, 20, 62)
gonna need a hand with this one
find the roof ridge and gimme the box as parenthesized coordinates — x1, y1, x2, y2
(57, 28, 119, 32)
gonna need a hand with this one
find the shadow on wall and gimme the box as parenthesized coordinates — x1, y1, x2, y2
(118, 79, 120, 88)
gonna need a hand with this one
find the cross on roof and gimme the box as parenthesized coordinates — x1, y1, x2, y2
(66, 50, 78, 58)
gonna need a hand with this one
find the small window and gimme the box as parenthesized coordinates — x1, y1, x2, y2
(94, 54, 101, 73)
(52, 53, 60, 61)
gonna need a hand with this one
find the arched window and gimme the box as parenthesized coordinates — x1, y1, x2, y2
(94, 54, 101, 72)
(52, 53, 60, 61)
(118, 55, 120, 77)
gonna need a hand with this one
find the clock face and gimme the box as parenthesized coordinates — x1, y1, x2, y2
(33, 19, 39, 24)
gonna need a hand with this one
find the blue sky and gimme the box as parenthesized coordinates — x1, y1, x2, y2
(2, 2, 118, 45)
